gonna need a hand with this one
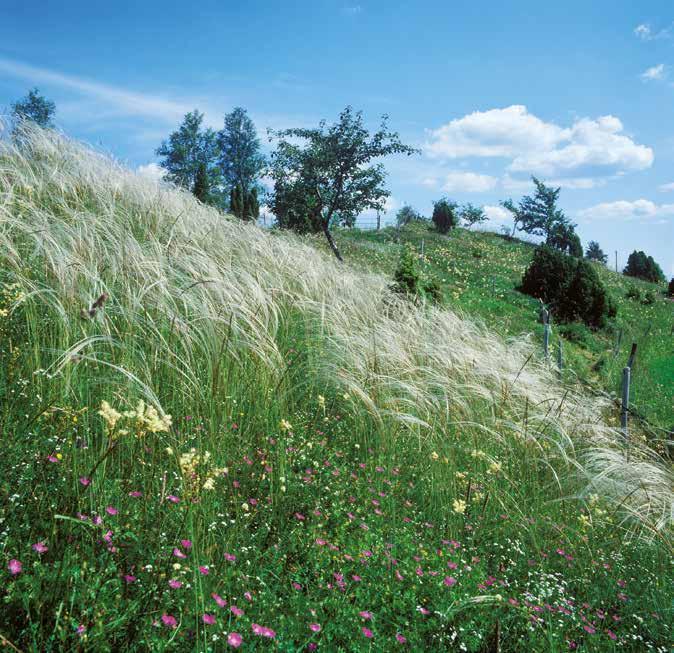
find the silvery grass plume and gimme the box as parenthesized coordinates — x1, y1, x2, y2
(0, 122, 671, 540)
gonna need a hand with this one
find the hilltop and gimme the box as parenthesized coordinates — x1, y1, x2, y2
(0, 130, 671, 651)
(327, 222, 672, 435)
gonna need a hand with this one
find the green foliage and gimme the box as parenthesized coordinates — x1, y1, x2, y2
(460, 203, 487, 229)
(432, 198, 458, 234)
(156, 110, 221, 195)
(216, 107, 265, 195)
(390, 246, 441, 304)
(623, 250, 666, 284)
(269, 106, 418, 260)
(10, 88, 56, 130)
(230, 185, 260, 221)
(520, 246, 614, 328)
(626, 285, 641, 301)
(395, 204, 423, 228)
(669, 278, 674, 297)
(641, 290, 656, 306)
(585, 240, 608, 264)
(547, 221, 582, 256)
(191, 162, 210, 203)
(502, 177, 577, 251)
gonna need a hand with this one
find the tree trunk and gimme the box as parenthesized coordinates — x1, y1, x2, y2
(322, 224, 343, 262)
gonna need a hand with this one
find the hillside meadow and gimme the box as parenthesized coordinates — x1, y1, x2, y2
(0, 129, 672, 651)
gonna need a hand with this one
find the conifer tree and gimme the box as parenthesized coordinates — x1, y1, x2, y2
(192, 162, 210, 203)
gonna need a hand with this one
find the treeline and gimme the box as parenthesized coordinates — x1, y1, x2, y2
(6, 88, 671, 285)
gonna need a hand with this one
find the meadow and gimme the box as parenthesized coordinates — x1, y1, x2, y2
(0, 129, 672, 651)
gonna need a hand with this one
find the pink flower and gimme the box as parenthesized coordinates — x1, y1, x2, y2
(362, 627, 374, 638)
(8, 559, 22, 575)
(224, 552, 236, 562)
(418, 607, 430, 615)
(227, 632, 242, 648)
(161, 614, 177, 628)
(443, 576, 457, 587)
(252, 623, 276, 638)
(231, 605, 244, 617)
(359, 611, 372, 620)
(167, 495, 180, 503)
(309, 623, 321, 632)
(76, 624, 86, 636)
(47, 455, 59, 463)
(128, 491, 142, 498)
(292, 582, 302, 590)
(180, 539, 192, 549)
(352, 574, 361, 582)
(168, 579, 182, 589)
(173, 548, 187, 559)
(32, 541, 48, 554)
(202, 614, 216, 625)
(244, 591, 252, 601)
(198, 565, 209, 575)
(123, 574, 136, 583)
(212, 593, 227, 607)
(79, 477, 91, 486)
(106, 506, 118, 515)
(396, 633, 407, 644)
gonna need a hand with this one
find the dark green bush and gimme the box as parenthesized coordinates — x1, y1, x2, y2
(623, 250, 665, 284)
(641, 290, 656, 306)
(668, 278, 674, 297)
(520, 246, 614, 328)
(626, 286, 641, 301)
(390, 246, 442, 304)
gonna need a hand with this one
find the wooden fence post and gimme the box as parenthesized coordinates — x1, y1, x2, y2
(544, 323, 551, 359)
(621, 366, 630, 438)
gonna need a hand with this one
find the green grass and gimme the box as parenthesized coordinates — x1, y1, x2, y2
(332, 222, 673, 435)
(0, 130, 672, 652)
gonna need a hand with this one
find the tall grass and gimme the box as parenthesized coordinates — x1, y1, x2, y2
(0, 126, 671, 650)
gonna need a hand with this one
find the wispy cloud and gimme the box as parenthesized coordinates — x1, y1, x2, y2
(640, 63, 666, 82)
(342, 5, 363, 16)
(0, 57, 192, 123)
(634, 23, 671, 41)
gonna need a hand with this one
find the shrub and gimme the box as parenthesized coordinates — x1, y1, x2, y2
(626, 286, 641, 301)
(390, 246, 441, 304)
(623, 250, 665, 284)
(520, 246, 614, 328)
(432, 198, 458, 234)
(557, 322, 590, 347)
(641, 290, 656, 306)
(668, 278, 674, 297)
(391, 246, 420, 296)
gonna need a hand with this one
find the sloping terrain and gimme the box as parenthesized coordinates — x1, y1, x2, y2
(0, 129, 671, 651)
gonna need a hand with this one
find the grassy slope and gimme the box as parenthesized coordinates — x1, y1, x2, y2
(332, 222, 673, 434)
(0, 132, 672, 652)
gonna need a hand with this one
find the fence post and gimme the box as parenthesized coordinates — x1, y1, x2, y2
(557, 339, 563, 377)
(621, 366, 630, 439)
(543, 323, 551, 359)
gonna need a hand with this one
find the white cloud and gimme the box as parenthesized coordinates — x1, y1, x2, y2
(634, 23, 671, 41)
(658, 181, 674, 192)
(426, 105, 563, 160)
(641, 63, 666, 81)
(0, 57, 192, 123)
(482, 204, 510, 222)
(136, 163, 165, 182)
(578, 199, 674, 222)
(441, 170, 498, 193)
(425, 106, 653, 184)
(342, 5, 362, 15)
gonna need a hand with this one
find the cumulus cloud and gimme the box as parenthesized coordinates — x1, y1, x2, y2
(482, 204, 510, 222)
(424, 106, 653, 184)
(441, 171, 498, 193)
(136, 163, 165, 182)
(578, 199, 674, 222)
(641, 63, 666, 81)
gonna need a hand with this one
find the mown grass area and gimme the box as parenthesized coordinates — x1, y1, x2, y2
(0, 131, 672, 652)
(332, 222, 673, 435)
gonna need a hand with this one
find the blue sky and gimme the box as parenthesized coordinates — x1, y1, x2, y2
(1, 0, 672, 275)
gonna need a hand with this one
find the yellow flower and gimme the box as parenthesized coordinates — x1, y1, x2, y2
(430, 451, 439, 461)
(279, 419, 293, 432)
(452, 498, 467, 514)
(488, 461, 502, 475)
(317, 395, 325, 408)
